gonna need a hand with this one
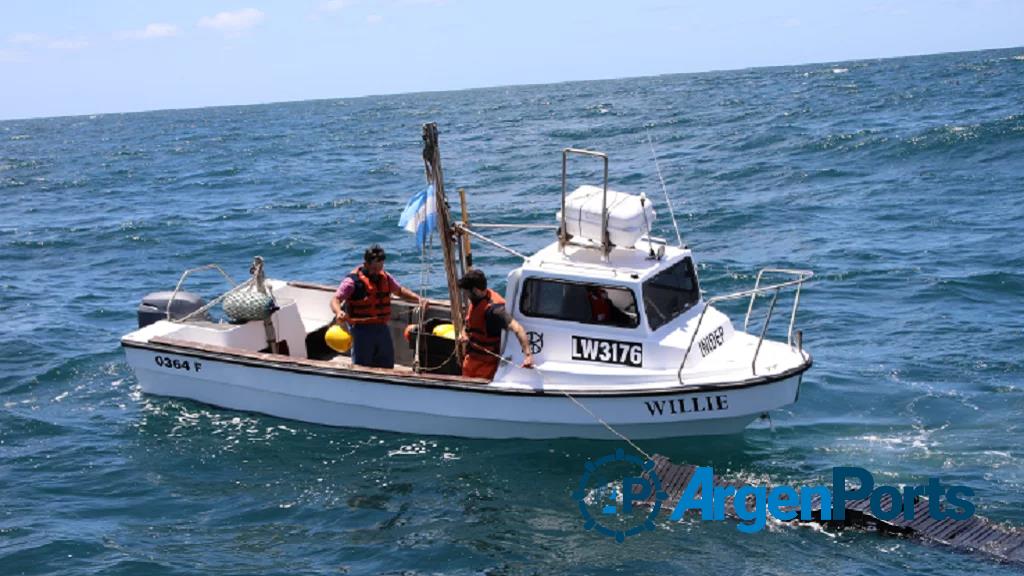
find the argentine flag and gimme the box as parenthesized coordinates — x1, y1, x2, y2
(398, 184, 437, 249)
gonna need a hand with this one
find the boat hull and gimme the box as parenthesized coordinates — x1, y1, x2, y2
(123, 343, 805, 440)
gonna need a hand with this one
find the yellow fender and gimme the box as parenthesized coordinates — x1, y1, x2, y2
(325, 324, 352, 353)
(432, 323, 456, 340)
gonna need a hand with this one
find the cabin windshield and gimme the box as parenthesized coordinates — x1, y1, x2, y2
(643, 257, 700, 330)
(519, 278, 639, 328)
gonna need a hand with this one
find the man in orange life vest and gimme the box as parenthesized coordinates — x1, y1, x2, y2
(331, 244, 426, 369)
(456, 269, 534, 380)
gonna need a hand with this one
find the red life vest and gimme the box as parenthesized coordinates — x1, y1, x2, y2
(588, 289, 611, 322)
(345, 267, 391, 324)
(466, 288, 505, 358)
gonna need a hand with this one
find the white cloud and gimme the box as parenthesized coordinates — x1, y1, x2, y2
(120, 23, 179, 40)
(198, 8, 265, 35)
(0, 48, 27, 63)
(367, 14, 383, 24)
(6, 33, 88, 51)
(47, 38, 89, 51)
(8, 33, 46, 45)
(783, 18, 801, 28)
(864, 3, 910, 16)
(320, 0, 354, 12)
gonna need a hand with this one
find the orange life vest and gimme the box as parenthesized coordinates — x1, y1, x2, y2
(465, 288, 505, 358)
(345, 267, 391, 324)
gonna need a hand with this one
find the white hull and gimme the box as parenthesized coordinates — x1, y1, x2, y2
(123, 343, 805, 439)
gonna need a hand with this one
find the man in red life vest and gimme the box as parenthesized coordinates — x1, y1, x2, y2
(587, 286, 613, 322)
(586, 286, 632, 326)
(456, 269, 534, 380)
(331, 244, 426, 368)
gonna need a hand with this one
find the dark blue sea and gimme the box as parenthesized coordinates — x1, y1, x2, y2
(3, 47, 1024, 575)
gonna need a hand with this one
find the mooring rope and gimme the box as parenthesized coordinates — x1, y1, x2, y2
(559, 388, 655, 462)
(472, 345, 654, 462)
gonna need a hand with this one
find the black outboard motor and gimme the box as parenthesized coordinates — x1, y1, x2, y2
(137, 291, 209, 328)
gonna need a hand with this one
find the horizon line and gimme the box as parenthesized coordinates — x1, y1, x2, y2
(2, 43, 1022, 123)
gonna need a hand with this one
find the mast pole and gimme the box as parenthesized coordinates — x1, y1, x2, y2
(421, 123, 465, 367)
(458, 187, 473, 271)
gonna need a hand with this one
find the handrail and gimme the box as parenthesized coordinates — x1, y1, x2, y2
(677, 268, 812, 385)
(751, 288, 779, 375)
(166, 264, 237, 320)
(743, 268, 812, 346)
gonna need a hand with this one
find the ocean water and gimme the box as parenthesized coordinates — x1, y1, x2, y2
(2, 47, 1024, 575)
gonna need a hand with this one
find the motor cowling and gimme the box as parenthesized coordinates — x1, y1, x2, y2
(137, 291, 208, 328)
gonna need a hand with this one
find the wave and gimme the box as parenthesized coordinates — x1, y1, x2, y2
(895, 114, 1024, 155)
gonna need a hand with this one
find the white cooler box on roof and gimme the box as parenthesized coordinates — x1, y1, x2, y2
(557, 185, 657, 248)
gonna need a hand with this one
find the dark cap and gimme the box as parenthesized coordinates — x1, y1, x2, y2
(457, 268, 487, 291)
(364, 244, 386, 263)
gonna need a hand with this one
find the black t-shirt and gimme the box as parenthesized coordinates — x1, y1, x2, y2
(483, 303, 513, 336)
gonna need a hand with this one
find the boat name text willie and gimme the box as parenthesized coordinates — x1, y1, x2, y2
(644, 395, 728, 417)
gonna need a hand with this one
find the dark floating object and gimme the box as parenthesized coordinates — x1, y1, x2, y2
(647, 455, 1024, 565)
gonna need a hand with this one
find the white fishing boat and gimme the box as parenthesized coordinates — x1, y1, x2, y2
(121, 124, 813, 439)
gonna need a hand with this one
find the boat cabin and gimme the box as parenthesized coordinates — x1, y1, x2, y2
(502, 238, 711, 375)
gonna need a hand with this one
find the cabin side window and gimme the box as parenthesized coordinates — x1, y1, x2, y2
(643, 257, 701, 331)
(519, 278, 639, 328)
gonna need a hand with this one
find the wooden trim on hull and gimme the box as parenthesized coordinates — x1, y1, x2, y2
(122, 336, 812, 398)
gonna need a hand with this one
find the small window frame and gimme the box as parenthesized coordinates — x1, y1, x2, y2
(642, 257, 701, 331)
(518, 277, 640, 329)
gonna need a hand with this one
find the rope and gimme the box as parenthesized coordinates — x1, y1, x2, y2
(178, 257, 272, 325)
(456, 224, 527, 260)
(560, 389, 655, 462)
(416, 342, 459, 372)
(471, 344, 654, 462)
(176, 278, 256, 323)
(414, 234, 434, 372)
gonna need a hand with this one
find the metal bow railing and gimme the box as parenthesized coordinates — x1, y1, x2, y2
(677, 268, 813, 385)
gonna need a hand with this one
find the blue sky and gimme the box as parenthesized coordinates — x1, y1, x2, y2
(1, 0, 1021, 120)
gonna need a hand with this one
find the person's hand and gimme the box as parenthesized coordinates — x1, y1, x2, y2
(521, 352, 535, 369)
(335, 310, 348, 324)
(457, 330, 469, 345)
(419, 297, 429, 311)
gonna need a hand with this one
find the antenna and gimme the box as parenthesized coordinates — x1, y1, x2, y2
(646, 129, 683, 247)
(640, 192, 657, 259)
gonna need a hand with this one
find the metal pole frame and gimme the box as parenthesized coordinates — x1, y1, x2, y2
(560, 148, 610, 256)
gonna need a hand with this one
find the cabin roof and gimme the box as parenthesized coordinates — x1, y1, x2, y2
(521, 239, 692, 284)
